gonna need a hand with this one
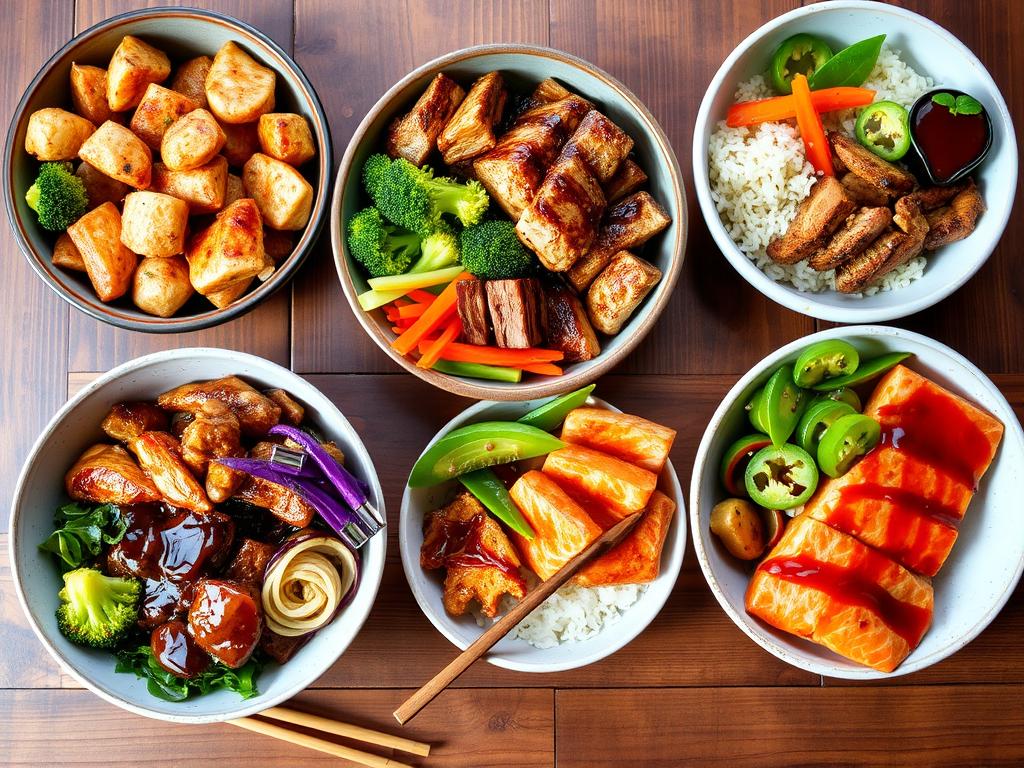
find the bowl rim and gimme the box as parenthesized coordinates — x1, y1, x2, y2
(3, 6, 334, 333)
(397, 394, 687, 673)
(688, 324, 1024, 679)
(331, 42, 687, 401)
(690, 0, 1019, 323)
(6, 347, 387, 722)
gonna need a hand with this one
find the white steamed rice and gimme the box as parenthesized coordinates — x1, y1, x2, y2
(708, 46, 934, 295)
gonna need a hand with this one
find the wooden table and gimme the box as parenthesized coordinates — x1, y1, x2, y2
(2, 1, 1021, 765)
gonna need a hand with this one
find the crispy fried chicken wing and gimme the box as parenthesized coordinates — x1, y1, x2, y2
(65, 443, 161, 505)
(157, 375, 281, 437)
(130, 431, 213, 513)
(766, 176, 857, 265)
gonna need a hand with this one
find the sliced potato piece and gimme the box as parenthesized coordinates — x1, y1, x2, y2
(70, 64, 118, 125)
(106, 35, 171, 112)
(161, 108, 226, 171)
(242, 152, 313, 231)
(77, 120, 152, 189)
(129, 84, 197, 151)
(133, 255, 194, 317)
(25, 108, 95, 160)
(76, 161, 129, 209)
(67, 202, 138, 302)
(52, 232, 86, 272)
(170, 55, 212, 109)
(257, 113, 315, 166)
(120, 190, 190, 257)
(205, 41, 276, 124)
(150, 156, 228, 215)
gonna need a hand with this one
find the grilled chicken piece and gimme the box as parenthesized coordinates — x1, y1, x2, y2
(437, 71, 506, 165)
(906, 181, 968, 212)
(603, 158, 647, 203)
(840, 172, 891, 207)
(567, 191, 672, 292)
(231, 441, 316, 527)
(836, 196, 928, 294)
(557, 110, 633, 182)
(830, 132, 916, 198)
(544, 281, 601, 362)
(456, 279, 491, 346)
(924, 181, 985, 250)
(65, 443, 161, 505)
(158, 375, 281, 437)
(473, 94, 592, 219)
(224, 538, 276, 587)
(586, 251, 662, 335)
(808, 206, 893, 271)
(130, 431, 213, 513)
(516, 154, 606, 271)
(179, 400, 245, 504)
(766, 176, 857, 265)
(264, 388, 304, 426)
(101, 401, 168, 443)
(186, 199, 270, 297)
(486, 278, 546, 348)
(385, 73, 465, 167)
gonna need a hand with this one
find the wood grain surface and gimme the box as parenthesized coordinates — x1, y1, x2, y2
(1, 1, 1021, 766)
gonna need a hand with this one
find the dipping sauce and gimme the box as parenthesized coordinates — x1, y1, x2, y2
(912, 94, 990, 184)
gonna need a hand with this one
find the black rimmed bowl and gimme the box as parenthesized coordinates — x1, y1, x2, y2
(4, 7, 332, 333)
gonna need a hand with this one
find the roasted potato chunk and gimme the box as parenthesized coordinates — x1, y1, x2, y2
(242, 153, 313, 231)
(257, 113, 315, 167)
(186, 198, 269, 294)
(65, 443, 160, 505)
(386, 73, 465, 167)
(52, 232, 86, 272)
(78, 120, 152, 189)
(132, 255, 194, 317)
(223, 173, 245, 208)
(438, 71, 506, 165)
(101, 401, 168, 442)
(107, 35, 171, 112)
(220, 121, 260, 167)
(129, 83, 197, 151)
(205, 41, 276, 124)
(66, 202, 138, 301)
(170, 55, 212, 109)
(150, 156, 228, 215)
(586, 250, 662, 335)
(76, 161, 128, 209)
(25, 108, 95, 160)
(121, 190, 189, 257)
(161, 108, 226, 171)
(70, 64, 117, 125)
(204, 278, 252, 309)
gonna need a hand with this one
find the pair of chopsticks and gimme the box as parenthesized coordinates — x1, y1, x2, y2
(229, 706, 430, 767)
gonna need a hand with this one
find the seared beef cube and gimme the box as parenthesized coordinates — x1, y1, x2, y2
(438, 71, 507, 165)
(101, 402, 168, 443)
(544, 282, 601, 362)
(456, 278, 491, 345)
(586, 250, 662, 335)
(188, 579, 262, 669)
(603, 159, 647, 203)
(766, 176, 856, 265)
(224, 538, 276, 587)
(558, 110, 633, 182)
(264, 388, 305, 425)
(386, 73, 465, 167)
(486, 278, 546, 349)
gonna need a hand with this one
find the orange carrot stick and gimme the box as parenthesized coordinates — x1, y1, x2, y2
(406, 289, 437, 304)
(726, 86, 876, 127)
(397, 303, 429, 320)
(392, 273, 472, 356)
(791, 73, 834, 176)
(519, 362, 564, 376)
(418, 340, 564, 366)
(417, 316, 463, 369)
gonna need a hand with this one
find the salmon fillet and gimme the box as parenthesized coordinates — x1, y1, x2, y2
(542, 444, 658, 525)
(560, 407, 677, 473)
(746, 515, 934, 673)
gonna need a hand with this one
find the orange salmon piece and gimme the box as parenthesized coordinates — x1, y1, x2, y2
(560, 407, 677, 473)
(542, 444, 657, 523)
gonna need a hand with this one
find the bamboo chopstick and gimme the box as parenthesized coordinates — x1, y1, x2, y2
(260, 706, 431, 756)
(393, 512, 644, 725)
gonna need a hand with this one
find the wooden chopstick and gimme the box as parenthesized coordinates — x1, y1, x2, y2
(260, 706, 431, 756)
(393, 512, 643, 725)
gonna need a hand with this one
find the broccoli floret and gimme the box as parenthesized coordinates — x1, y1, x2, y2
(459, 220, 533, 279)
(411, 227, 460, 273)
(361, 153, 391, 199)
(26, 162, 88, 232)
(346, 206, 422, 277)
(56, 567, 141, 649)
(371, 157, 489, 235)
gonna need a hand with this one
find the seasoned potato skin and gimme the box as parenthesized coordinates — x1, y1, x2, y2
(70, 63, 117, 125)
(129, 83, 197, 151)
(223, 173, 245, 208)
(186, 198, 267, 294)
(120, 190, 190, 257)
(76, 161, 129, 209)
(257, 113, 315, 166)
(107, 35, 171, 112)
(67, 202, 138, 302)
(205, 41, 276, 124)
(710, 498, 766, 560)
(205, 277, 252, 309)
(170, 55, 212, 108)
(132, 255, 194, 317)
(220, 121, 260, 167)
(161, 108, 226, 171)
(52, 232, 86, 272)
(150, 156, 228, 215)
(25, 108, 95, 160)
(78, 120, 153, 189)
(242, 153, 313, 231)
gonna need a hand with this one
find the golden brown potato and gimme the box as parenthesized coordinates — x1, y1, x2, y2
(132, 255, 193, 317)
(25, 108, 95, 160)
(70, 64, 118, 125)
(205, 41, 276, 124)
(585, 250, 662, 335)
(52, 232, 86, 272)
(161, 108, 226, 171)
(120, 190, 189, 257)
(205, 277, 252, 309)
(129, 83, 197, 151)
(220, 121, 260, 167)
(107, 35, 171, 112)
(66, 202, 138, 302)
(263, 228, 293, 262)
(710, 498, 765, 560)
(186, 198, 268, 294)
(223, 173, 245, 208)
(76, 161, 129, 209)
(257, 113, 315, 166)
(242, 153, 313, 231)
(170, 55, 212, 109)
(150, 156, 228, 215)
(77, 120, 152, 189)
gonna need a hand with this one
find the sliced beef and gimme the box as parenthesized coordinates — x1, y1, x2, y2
(486, 278, 546, 349)
(456, 279, 491, 345)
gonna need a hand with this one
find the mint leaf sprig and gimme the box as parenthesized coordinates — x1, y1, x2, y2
(932, 92, 983, 116)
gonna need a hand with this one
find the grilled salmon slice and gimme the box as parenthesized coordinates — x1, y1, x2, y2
(560, 407, 676, 473)
(542, 444, 657, 525)
(746, 515, 934, 673)
(509, 470, 602, 580)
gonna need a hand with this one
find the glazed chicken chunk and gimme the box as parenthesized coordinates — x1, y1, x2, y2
(179, 400, 245, 504)
(157, 375, 281, 437)
(544, 281, 601, 363)
(101, 401, 168, 443)
(556, 110, 633, 183)
(130, 431, 213, 513)
(229, 441, 316, 527)
(65, 443, 160, 505)
(766, 176, 857, 265)
(840, 172, 891, 207)
(386, 73, 465, 167)
(836, 196, 928, 294)
(437, 71, 507, 165)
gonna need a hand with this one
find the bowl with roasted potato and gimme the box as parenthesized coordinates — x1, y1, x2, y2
(4, 8, 332, 332)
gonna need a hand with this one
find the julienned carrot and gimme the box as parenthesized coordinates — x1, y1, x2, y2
(726, 86, 876, 127)
(417, 316, 463, 369)
(519, 362, 564, 376)
(392, 272, 473, 356)
(407, 289, 437, 305)
(417, 340, 564, 366)
(791, 73, 834, 176)
(398, 302, 429, 320)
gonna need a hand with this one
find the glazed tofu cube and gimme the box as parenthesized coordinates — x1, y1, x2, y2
(77, 120, 152, 189)
(558, 110, 633, 182)
(132, 255, 194, 317)
(257, 113, 316, 166)
(205, 41, 276, 124)
(161, 108, 226, 171)
(386, 73, 465, 167)
(543, 282, 600, 363)
(438, 71, 507, 165)
(603, 158, 647, 203)
(186, 198, 268, 294)
(515, 154, 606, 272)
(129, 83, 197, 151)
(52, 232, 86, 272)
(120, 190, 190, 257)
(70, 64, 117, 125)
(67, 202, 138, 301)
(150, 156, 228, 215)
(220, 121, 260, 167)
(106, 35, 171, 112)
(170, 55, 212, 109)
(242, 152, 313, 230)
(76, 161, 128, 209)
(585, 250, 662, 335)
(24, 108, 95, 160)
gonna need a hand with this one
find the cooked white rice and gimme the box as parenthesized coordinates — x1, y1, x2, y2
(708, 47, 933, 295)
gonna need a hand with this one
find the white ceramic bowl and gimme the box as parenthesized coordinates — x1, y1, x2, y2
(8, 349, 386, 722)
(689, 326, 1024, 679)
(399, 395, 686, 672)
(692, 0, 1018, 323)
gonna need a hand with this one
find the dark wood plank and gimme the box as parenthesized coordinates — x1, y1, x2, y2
(555, 685, 1024, 767)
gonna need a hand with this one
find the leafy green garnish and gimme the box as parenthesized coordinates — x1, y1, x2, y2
(39, 502, 127, 569)
(808, 34, 886, 90)
(115, 645, 262, 702)
(932, 92, 983, 116)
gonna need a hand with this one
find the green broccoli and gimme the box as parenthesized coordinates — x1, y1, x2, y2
(25, 162, 88, 232)
(361, 153, 391, 199)
(56, 567, 141, 649)
(413, 227, 460, 273)
(459, 220, 533, 279)
(370, 156, 489, 235)
(347, 206, 422, 277)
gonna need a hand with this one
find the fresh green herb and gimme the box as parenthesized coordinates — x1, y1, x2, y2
(932, 92, 956, 110)
(115, 645, 262, 702)
(39, 502, 127, 569)
(808, 34, 885, 90)
(931, 92, 983, 116)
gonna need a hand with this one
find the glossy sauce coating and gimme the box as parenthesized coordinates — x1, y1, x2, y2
(151, 620, 209, 679)
(421, 512, 525, 588)
(188, 579, 262, 669)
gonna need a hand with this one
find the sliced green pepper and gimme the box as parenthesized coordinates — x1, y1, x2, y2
(744, 444, 819, 510)
(817, 413, 881, 478)
(763, 365, 808, 446)
(809, 352, 912, 391)
(719, 432, 773, 497)
(770, 33, 834, 95)
(818, 387, 862, 412)
(746, 387, 770, 434)
(855, 101, 911, 161)
(793, 340, 860, 388)
(458, 468, 535, 538)
(517, 384, 595, 432)
(795, 399, 855, 454)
